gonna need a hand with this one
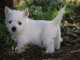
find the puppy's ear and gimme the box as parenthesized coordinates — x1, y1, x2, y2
(4, 6, 11, 14)
(23, 8, 29, 17)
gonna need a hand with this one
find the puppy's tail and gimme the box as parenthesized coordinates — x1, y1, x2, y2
(52, 6, 65, 26)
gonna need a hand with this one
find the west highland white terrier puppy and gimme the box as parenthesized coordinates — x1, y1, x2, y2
(4, 6, 65, 54)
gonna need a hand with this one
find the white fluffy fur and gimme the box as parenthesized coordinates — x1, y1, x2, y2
(5, 6, 65, 53)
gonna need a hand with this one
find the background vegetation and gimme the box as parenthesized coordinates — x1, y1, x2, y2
(0, 0, 80, 60)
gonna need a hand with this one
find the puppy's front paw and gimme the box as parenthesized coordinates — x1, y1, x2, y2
(16, 48, 25, 53)
(45, 49, 55, 54)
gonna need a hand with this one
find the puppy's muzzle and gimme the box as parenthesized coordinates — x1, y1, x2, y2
(11, 27, 16, 32)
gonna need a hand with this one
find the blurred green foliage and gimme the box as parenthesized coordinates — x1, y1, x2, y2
(0, 23, 15, 54)
(16, 0, 65, 20)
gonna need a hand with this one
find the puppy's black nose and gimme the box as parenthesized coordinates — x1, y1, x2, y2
(11, 27, 16, 32)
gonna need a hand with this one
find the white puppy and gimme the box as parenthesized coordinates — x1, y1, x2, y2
(4, 6, 65, 54)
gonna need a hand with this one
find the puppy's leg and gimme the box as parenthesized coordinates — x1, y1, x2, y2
(43, 38, 55, 54)
(54, 36, 62, 50)
(16, 36, 29, 53)
(54, 27, 62, 50)
(17, 42, 25, 53)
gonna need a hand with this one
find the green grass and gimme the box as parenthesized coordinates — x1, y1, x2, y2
(0, 22, 15, 54)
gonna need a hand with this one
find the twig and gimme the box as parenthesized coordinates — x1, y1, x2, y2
(66, 49, 80, 55)
(62, 49, 80, 59)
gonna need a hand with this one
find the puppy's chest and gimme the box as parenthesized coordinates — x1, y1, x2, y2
(11, 34, 18, 42)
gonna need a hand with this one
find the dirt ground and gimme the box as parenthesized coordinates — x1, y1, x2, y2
(0, 37, 80, 60)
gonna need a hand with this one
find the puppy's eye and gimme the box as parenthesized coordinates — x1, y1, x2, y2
(18, 21, 22, 25)
(9, 21, 12, 24)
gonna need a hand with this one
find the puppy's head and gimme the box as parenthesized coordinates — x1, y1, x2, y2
(4, 6, 29, 34)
